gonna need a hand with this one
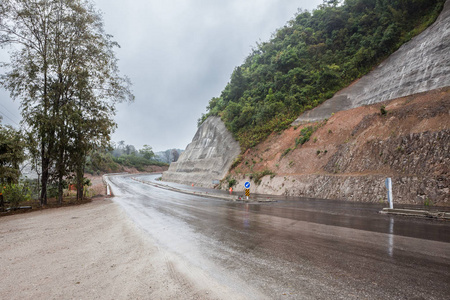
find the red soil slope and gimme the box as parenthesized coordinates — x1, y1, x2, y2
(227, 87, 449, 205)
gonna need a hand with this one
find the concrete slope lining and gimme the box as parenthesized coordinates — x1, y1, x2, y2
(162, 116, 241, 188)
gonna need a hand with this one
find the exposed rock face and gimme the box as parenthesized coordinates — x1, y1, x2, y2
(253, 130, 449, 205)
(229, 88, 450, 205)
(294, 0, 450, 123)
(162, 116, 241, 187)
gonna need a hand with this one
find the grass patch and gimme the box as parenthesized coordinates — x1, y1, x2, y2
(281, 148, 292, 158)
(250, 169, 276, 185)
(295, 126, 315, 146)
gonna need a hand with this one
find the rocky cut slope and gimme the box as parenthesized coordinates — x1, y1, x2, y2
(162, 116, 240, 187)
(229, 88, 449, 205)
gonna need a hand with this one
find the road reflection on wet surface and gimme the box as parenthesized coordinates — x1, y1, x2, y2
(109, 174, 450, 299)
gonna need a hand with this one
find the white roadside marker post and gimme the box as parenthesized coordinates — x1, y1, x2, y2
(385, 178, 393, 209)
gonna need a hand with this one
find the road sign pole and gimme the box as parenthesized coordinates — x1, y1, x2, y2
(245, 188, 250, 200)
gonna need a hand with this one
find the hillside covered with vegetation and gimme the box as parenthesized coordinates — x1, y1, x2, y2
(85, 142, 168, 175)
(199, 0, 446, 150)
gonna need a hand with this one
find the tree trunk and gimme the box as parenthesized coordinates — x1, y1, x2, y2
(40, 35, 49, 207)
(76, 171, 83, 202)
(40, 154, 48, 206)
(57, 176, 64, 205)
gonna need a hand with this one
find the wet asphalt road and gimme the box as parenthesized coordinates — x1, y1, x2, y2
(108, 174, 450, 300)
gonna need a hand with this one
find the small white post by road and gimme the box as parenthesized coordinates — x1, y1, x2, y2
(385, 178, 393, 209)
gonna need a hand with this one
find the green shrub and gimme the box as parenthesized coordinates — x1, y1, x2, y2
(225, 176, 237, 188)
(112, 154, 167, 169)
(281, 148, 291, 157)
(1, 182, 31, 208)
(251, 169, 276, 185)
(296, 126, 314, 146)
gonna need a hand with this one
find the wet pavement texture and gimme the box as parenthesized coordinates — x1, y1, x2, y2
(109, 174, 450, 300)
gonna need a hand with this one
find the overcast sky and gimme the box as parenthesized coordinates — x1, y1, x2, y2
(0, 0, 322, 152)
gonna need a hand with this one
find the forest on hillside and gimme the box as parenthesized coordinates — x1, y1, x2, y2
(84, 142, 173, 175)
(199, 0, 446, 150)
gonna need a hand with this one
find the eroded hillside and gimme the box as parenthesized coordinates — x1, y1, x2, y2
(226, 88, 449, 205)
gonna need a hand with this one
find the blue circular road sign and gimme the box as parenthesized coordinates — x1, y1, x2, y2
(244, 181, 251, 189)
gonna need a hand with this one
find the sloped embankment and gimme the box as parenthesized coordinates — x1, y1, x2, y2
(229, 88, 449, 205)
(162, 116, 241, 187)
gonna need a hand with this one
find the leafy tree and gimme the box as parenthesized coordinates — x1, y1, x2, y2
(170, 149, 179, 162)
(85, 143, 168, 174)
(125, 144, 137, 156)
(140, 145, 155, 160)
(0, 122, 26, 185)
(0, 0, 134, 204)
(155, 148, 183, 164)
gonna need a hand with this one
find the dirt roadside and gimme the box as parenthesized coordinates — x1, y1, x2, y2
(0, 198, 244, 300)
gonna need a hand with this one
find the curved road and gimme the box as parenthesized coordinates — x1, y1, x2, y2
(108, 174, 450, 299)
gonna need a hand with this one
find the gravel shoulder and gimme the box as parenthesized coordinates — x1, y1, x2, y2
(0, 198, 239, 299)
